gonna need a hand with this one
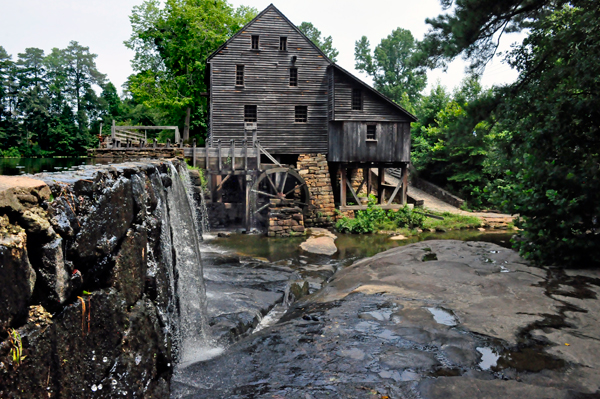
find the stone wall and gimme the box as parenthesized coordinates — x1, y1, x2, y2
(0, 161, 187, 398)
(267, 199, 305, 237)
(411, 175, 465, 209)
(297, 154, 336, 228)
(88, 148, 184, 162)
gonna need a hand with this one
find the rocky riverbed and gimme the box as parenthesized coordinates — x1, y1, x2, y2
(172, 240, 600, 399)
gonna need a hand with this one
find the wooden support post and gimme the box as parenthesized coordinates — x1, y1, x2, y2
(230, 139, 235, 171)
(367, 167, 372, 196)
(111, 120, 116, 149)
(255, 140, 261, 171)
(340, 166, 347, 207)
(245, 174, 252, 231)
(378, 167, 385, 205)
(217, 140, 222, 172)
(98, 122, 103, 148)
(215, 175, 223, 203)
(205, 141, 210, 172)
(166, 139, 170, 149)
(153, 138, 157, 149)
(192, 139, 197, 168)
(401, 164, 408, 205)
(243, 139, 248, 171)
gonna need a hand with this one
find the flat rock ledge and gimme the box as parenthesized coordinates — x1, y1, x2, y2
(172, 240, 600, 399)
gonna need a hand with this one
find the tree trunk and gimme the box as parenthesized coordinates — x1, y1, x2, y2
(183, 106, 191, 142)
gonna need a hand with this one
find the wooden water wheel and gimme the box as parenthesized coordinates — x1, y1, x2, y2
(250, 167, 311, 223)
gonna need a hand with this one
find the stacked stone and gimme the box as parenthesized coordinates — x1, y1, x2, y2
(268, 199, 305, 237)
(297, 154, 336, 227)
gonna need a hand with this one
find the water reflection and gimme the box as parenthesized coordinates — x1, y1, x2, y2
(211, 230, 514, 268)
(0, 157, 102, 175)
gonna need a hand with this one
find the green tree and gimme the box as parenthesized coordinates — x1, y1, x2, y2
(421, 0, 600, 266)
(354, 28, 427, 104)
(125, 0, 257, 142)
(297, 22, 339, 62)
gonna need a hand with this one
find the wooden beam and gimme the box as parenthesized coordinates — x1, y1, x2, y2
(346, 179, 361, 206)
(340, 167, 347, 207)
(378, 168, 385, 205)
(386, 179, 403, 206)
(341, 204, 404, 211)
(401, 164, 408, 205)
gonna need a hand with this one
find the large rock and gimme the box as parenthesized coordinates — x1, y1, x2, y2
(37, 236, 73, 307)
(0, 175, 50, 213)
(300, 228, 338, 255)
(172, 240, 600, 398)
(69, 176, 134, 265)
(0, 217, 36, 335)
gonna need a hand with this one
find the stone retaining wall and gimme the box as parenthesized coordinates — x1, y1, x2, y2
(268, 199, 305, 237)
(297, 154, 336, 228)
(411, 175, 465, 209)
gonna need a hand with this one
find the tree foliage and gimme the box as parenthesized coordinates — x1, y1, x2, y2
(355, 28, 426, 104)
(297, 22, 339, 62)
(0, 43, 109, 156)
(421, 0, 600, 266)
(125, 0, 257, 142)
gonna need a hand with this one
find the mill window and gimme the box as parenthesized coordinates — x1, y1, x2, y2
(280, 37, 287, 51)
(244, 105, 257, 122)
(289, 68, 298, 86)
(236, 65, 244, 86)
(352, 88, 362, 110)
(295, 106, 307, 123)
(251, 35, 259, 50)
(366, 124, 377, 140)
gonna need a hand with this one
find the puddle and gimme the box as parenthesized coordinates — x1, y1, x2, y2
(422, 252, 438, 261)
(359, 309, 394, 321)
(477, 347, 500, 370)
(426, 307, 458, 326)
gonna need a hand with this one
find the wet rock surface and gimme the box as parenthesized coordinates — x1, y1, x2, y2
(172, 240, 600, 398)
(0, 161, 193, 398)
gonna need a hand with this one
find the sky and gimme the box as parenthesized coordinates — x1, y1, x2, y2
(0, 0, 522, 95)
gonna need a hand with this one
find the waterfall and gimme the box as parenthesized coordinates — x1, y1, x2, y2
(163, 161, 222, 368)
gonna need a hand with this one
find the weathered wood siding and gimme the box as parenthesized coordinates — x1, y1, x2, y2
(328, 121, 411, 163)
(209, 8, 330, 154)
(332, 69, 412, 123)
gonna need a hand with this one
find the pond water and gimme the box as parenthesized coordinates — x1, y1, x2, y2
(0, 157, 106, 175)
(208, 229, 514, 268)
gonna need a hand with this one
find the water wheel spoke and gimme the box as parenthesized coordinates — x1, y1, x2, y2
(251, 189, 279, 199)
(254, 202, 271, 214)
(283, 182, 306, 197)
(280, 171, 289, 192)
(266, 174, 280, 195)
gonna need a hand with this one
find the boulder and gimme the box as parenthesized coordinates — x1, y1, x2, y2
(0, 217, 36, 335)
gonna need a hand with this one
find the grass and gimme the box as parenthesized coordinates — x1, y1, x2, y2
(422, 210, 483, 231)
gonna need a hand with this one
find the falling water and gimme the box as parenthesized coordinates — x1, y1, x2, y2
(164, 162, 223, 368)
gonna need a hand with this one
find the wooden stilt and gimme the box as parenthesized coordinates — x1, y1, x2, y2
(401, 164, 408, 205)
(378, 167, 385, 205)
(245, 174, 252, 231)
(192, 139, 197, 167)
(340, 166, 347, 207)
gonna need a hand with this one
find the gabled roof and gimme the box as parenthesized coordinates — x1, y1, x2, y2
(332, 64, 418, 122)
(207, 3, 417, 122)
(207, 4, 333, 63)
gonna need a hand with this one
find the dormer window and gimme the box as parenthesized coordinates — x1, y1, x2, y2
(251, 35, 259, 50)
(279, 37, 287, 51)
(236, 65, 244, 86)
(352, 88, 362, 110)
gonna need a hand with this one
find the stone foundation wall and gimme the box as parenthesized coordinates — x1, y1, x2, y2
(297, 154, 336, 228)
(268, 199, 305, 237)
(88, 148, 184, 162)
(0, 161, 187, 398)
